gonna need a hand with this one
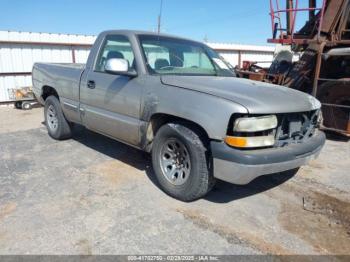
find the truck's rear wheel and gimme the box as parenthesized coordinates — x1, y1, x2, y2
(151, 123, 215, 201)
(44, 95, 72, 140)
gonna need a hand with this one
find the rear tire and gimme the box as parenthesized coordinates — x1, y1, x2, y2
(151, 123, 215, 201)
(44, 95, 72, 140)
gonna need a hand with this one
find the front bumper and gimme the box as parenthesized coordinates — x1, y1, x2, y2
(211, 131, 326, 185)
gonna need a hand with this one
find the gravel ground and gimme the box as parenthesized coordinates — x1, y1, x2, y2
(0, 107, 349, 255)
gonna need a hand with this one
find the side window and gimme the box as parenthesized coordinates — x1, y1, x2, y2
(95, 35, 135, 72)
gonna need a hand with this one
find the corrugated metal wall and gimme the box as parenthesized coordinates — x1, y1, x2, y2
(0, 31, 276, 102)
(0, 31, 94, 101)
(217, 50, 274, 68)
(208, 42, 275, 69)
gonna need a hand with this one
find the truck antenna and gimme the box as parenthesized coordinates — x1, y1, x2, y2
(157, 0, 164, 34)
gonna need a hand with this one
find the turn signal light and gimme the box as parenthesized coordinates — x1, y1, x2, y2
(225, 135, 275, 148)
(225, 136, 247, 147)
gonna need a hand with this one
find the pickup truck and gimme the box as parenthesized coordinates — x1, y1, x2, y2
(32, 30, 326, 201)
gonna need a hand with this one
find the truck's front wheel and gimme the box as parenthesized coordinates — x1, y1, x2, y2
(152, 123, 215, 201)
(44, 95, 72, 140)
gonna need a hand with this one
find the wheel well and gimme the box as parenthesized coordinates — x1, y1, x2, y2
(145, 113, 211, 150)
(42, 86, 59, 101)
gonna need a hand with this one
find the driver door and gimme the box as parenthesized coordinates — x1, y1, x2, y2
(79, 34, 142, 146)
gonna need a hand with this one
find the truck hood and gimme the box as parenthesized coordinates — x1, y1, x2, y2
(161, 75, 321, 114)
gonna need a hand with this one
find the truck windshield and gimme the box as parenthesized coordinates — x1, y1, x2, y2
(138, 35, 235, 76)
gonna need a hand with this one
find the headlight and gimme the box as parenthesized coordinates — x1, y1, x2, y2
(233, 115, 278, 132)
(226, 115, 278, 148)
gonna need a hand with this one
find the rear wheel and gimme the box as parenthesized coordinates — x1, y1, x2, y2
(44, 95, 72, 140)
(151, 123, 215, 201)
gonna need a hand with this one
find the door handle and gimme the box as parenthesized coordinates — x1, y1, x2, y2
(87, 80, 96, 89)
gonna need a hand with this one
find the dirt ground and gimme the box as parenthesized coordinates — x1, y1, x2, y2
(0, 106, 349, 255)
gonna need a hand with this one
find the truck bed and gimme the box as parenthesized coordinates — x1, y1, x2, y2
(32, 63, 86, 104)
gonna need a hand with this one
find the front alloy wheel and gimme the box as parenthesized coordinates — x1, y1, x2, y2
(152, 123, 215, 201)
(159, 138, 191, 186)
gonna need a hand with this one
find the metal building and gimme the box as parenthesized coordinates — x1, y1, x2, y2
(208, 42, 275, 69)
(0, 31, 276, 102)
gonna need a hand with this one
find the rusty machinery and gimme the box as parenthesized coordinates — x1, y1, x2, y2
(236, 0, 350, 136)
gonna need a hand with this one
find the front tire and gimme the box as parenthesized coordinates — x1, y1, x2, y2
(44, 95, 72, 140)
(152, 123, 215, 201)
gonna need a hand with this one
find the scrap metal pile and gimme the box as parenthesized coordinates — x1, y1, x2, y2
(236, 0, 350, 136)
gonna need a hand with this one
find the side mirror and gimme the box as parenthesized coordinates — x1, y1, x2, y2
(104, 58, 137, 77)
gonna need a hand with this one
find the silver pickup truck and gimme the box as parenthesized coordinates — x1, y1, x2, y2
(32, 30, 326, 201)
